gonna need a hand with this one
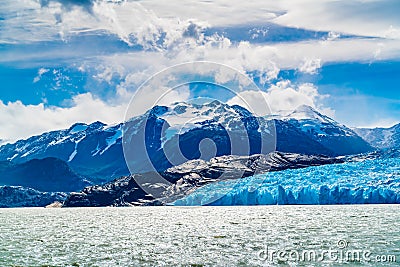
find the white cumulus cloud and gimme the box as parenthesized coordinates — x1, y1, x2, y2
(227, 81, 333, 117)
(0, 93, 128, 143)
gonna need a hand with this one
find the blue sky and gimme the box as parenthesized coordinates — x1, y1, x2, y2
(1, 0, 400, 142)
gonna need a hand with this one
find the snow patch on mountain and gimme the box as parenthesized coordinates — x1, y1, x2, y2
(68, 135, 86, 162)
(7, 154, 18, 161)
(100, 127, 122, 155)
(69, 123, 88, 134)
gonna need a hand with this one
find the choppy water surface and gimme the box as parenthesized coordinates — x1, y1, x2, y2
(0, 205, 399, 266)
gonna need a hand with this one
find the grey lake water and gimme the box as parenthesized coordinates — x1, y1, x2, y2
(0, 205, 399, 266)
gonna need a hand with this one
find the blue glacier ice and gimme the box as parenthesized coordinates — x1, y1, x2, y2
(172, 152, 400, 205)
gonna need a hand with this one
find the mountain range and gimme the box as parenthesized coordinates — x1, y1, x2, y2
(355, 123, 400, 149)
(0, 102, 373, 178)
(0, 101, 398, 207)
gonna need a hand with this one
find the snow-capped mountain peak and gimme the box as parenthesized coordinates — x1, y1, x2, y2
(138, 101, 259, 146)
(270, 105, 336, 125)
(128, 100, 249, 130)
(287, 105, 335, 124)
(158, 100, 249, 127)
(261, 104, 372, 155)
(265, 104, 355, 137)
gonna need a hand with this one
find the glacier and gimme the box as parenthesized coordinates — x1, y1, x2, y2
(172, 151, 400, 206)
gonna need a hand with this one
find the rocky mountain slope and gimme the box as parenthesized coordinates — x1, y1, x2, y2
(0, 186, 66, 208)
(0, 157, 89, 192)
